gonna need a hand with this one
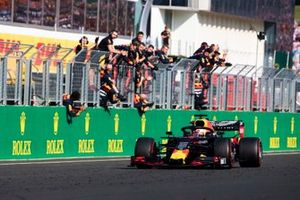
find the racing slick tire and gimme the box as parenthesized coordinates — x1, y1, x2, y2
(214, 138, 233, 168)
(239, 137, 262, 167)
(134, 137, 157, 169)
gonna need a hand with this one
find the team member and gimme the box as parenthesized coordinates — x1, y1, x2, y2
(63, 91, 86, 123)
(134, 93, 154, 114)
(156, 45, 173, 64)
(75, 36, 89, 54)
(99, 64, 126, 109)
(161, 26, 170, 46)
(194, 75, 209, 110)
(96, 30, 120, 53)
(132, 31, 144, 44)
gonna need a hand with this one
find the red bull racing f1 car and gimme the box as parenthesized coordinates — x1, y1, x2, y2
(131, 115, 262, 169)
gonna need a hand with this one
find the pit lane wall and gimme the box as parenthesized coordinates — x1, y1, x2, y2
(0, 106, 299, 160)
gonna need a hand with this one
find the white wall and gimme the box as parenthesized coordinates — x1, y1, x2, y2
(0, 24, 131, 45)
(196, 12, 264, 67)
(150, 7, 166, 48)
(150, 8, 265, 67)
(171, 11, 200, 56)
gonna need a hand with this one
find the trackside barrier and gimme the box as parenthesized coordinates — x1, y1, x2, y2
(0, 106, 299, 160)
(29, 46, 73, 105)
(0, 41, 300, 112)
(0, 43, 34, 105)
(169, 59, 199, 109)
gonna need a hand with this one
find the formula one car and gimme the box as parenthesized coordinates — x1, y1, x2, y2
(131, 115, 262, 169)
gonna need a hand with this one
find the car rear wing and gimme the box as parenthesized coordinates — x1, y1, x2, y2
(212, 120, 245, 138)
(212, 120, 243, 131)
(192, 115, 244, 133)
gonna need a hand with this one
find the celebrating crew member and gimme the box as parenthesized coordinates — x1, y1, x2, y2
(63, 91, 86, 123)
(75, 36, 89, 54)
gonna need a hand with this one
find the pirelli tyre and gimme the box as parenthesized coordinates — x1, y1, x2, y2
(239, 137, 262, 167)
(214, 138, 233, 168)
(134, 137, 157, 168)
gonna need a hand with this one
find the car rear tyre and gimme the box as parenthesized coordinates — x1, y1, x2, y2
(134, 137, 157, 169)
(214, 138, 233, 168)
(239, 137, 262, 167)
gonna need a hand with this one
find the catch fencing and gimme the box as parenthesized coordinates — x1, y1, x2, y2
(0, 41, 299, 112)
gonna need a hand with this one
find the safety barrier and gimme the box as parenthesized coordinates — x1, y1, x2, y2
(0, 106, 299, 160)
(0, 41, 300, 112)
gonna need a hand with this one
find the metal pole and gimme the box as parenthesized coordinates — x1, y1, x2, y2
(24, 60, 32, 105)
(166, 68, 172, 109)
(2, 57, 8, 105)
(15, 59, 22, 105)
(65, 63, 72, 95)
(255, 37, 259, 78)
(286, 51, 290, 69)
(0, 58, 3, 104)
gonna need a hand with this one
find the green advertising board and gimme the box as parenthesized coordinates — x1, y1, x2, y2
(0, 106, 299, 160)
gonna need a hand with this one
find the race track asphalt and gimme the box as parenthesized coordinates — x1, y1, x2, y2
(0, 154, 300, 200)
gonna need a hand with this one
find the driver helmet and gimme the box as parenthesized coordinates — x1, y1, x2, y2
(192, 128, 210, 138)
(193, 119, 214, 131)
(192, 119, 214, 138)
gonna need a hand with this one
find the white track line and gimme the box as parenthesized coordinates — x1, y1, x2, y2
(0, 158, 130, 166)
(264, 151, 300, 156)
(0, 152, 300, 166)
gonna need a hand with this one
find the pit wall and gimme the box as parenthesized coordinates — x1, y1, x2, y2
(0, 106, 299, 160)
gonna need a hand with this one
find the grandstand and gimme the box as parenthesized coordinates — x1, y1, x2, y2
(0, 0, 299, 112)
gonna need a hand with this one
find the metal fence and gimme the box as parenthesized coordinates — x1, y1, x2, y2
(0, 42, 300, 112)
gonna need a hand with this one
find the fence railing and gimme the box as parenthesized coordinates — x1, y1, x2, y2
(0, 42, 299, 112)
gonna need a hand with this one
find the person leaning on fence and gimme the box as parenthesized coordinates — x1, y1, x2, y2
(134, 93, 154, 115)
(133, 43, 146, 93)
(156, 45, 173, 64)
(210, 51, 224, 67)
(95, 30, 128, 82)
(194, 75, 209, 110)
(132, 31, 144, 44)
(75, 36, 89, 54)
(99, 64, 126, 109)
(133, 42, 157, 93)
(63, 91, 86, 123)
(192, 42, 208, 56)
(136, 42, 157, 70)
(145, 44, 155, 58)
(194, 48, 213, 71)
(119, 42, 138, 94)
(95, 30, 126, 61)
(96, 30, 119, 53)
